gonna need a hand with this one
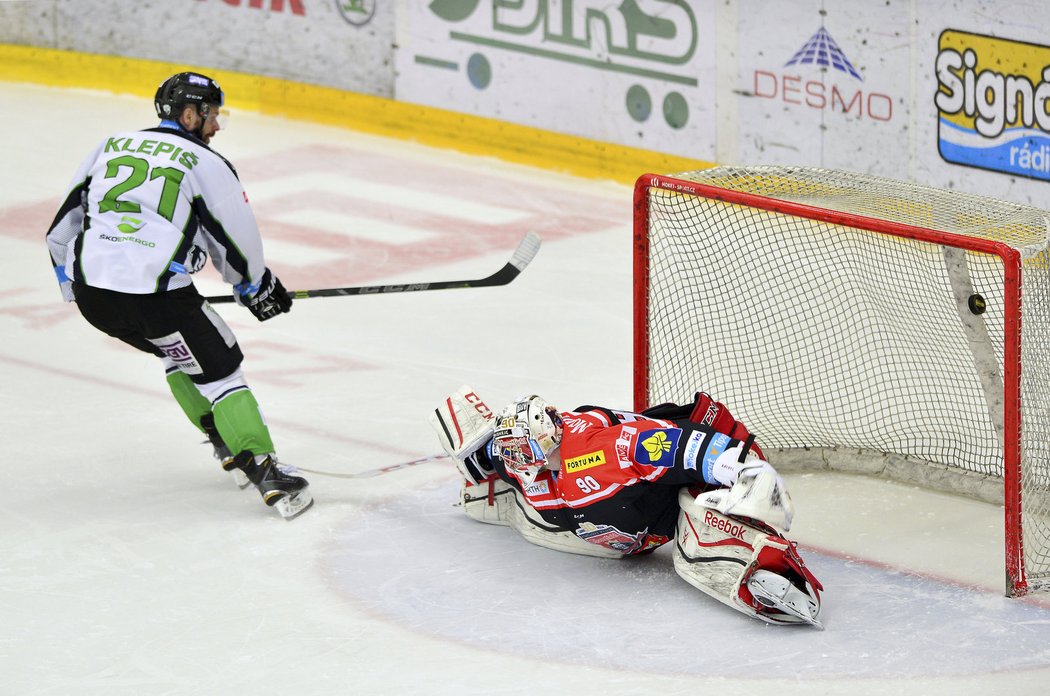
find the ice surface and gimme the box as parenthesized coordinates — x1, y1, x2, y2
(3, 81, 1050, 695)
(330, 480, 1050, 678)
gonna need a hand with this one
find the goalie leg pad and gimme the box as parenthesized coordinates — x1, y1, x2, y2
(460, 477, 515, 526)
(504, 489, 625, 559)
(459, 472, 626, 558)
(673, 489, 823, 628)
(672, 490, 758, 607)
(460, 476, 623, 557)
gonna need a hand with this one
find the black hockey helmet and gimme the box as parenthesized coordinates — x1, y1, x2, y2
(154, 72, 225, 120)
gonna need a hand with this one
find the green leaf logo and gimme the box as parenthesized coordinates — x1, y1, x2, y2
(428, 0, 480, 22)
(117, 215, 144, 234)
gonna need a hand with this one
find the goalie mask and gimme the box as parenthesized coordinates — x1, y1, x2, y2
(492, 396, 563, 485)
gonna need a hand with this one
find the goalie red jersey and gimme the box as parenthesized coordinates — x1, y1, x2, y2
(477, 398, 766, 555)
(513, 408, 726, 506)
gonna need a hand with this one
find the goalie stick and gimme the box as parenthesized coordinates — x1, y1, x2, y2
(203, 231, 542, 304)
(295, 453, 449, 479)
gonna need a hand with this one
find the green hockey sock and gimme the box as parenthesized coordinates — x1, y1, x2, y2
(166, 370, 212, 434)
(212, 389, 276, 457)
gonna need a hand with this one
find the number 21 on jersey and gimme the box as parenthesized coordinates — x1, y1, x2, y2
(98, 155, 185, 222)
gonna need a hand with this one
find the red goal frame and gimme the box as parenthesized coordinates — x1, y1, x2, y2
(632, 172, 1028, 596)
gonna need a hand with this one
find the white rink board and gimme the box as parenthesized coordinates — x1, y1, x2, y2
(733, 0, 910, 177)
(395, 1, 719, 159)
(6, 2, 1050, 205)
(914, 0, 1050, 205)
(0, 0, 395, 95)
(728, 0, 1050, 206)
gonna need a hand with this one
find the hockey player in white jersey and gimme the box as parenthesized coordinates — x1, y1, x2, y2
(45, 72, 311, 519)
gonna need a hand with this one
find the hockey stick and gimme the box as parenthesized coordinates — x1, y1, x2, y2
(295, 453, 449, 479)
(203, 231, 542, 304)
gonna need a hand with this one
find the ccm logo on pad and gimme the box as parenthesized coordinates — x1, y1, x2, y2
(464, 391, 494, 420)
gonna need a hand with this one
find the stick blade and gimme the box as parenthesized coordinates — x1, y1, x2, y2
(509, 231, 542, 272)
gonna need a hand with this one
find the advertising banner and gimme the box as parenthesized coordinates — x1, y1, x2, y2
(913, 2, 1050, 205)
(395, 1, 718, 159)
(0, 0, 395, 97)
(734, 0, 911, 177)
(4, 0, 1050, 206)
(934, 31, 1050, 183)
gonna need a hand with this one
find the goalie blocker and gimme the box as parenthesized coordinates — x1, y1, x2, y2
(429, 385, 498, 484)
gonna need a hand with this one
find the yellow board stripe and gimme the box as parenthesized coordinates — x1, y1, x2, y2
(0, 43, 714, 183)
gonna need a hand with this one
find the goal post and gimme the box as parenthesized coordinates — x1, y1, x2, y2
(633, 166, 1050, 597)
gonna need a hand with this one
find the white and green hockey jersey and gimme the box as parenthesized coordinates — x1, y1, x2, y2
(46, 126, 266, 297)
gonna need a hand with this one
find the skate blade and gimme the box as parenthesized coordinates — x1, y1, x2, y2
(230, 468, 251, 490)
(749, 570, 824, 630)
(272, 489, 314, 520)
(221, 458, 252, 490)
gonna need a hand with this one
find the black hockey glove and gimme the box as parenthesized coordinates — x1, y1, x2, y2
(238, 268, 292, 322)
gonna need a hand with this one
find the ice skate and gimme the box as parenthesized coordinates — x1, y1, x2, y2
(228, 450, 313, 519)
(747, 569, 823, 629)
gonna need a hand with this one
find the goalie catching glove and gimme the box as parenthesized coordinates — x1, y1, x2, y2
(234, 267, 292, 321)
(701, 444, 794, 532)
(428, 385, 497, 484)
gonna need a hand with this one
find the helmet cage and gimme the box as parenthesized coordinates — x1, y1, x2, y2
(492, 396, 563, 483)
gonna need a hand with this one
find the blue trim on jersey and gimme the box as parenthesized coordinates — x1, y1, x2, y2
(158, 119, 184, 131)
(701, 433, 732, 485)
(54, 265, 69, 283)
(168, 262, 188, 275)
(234, 279, 261, 297)
(682, 431, 704, 471)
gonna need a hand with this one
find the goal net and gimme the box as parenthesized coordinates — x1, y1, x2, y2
(633, 166, 1050, 597)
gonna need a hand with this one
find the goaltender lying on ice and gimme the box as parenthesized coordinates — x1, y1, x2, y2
(429, 386, 824, 629)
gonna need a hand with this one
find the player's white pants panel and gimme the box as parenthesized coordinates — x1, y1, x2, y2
(199, 368, 249, 404)
(161, 357, 249, 404)
(460, 479, 624, 559)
